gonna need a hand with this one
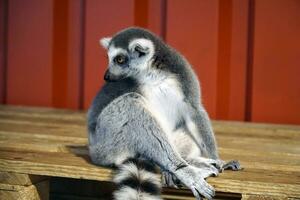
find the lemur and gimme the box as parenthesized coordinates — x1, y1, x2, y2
(88, 27, 241, 200)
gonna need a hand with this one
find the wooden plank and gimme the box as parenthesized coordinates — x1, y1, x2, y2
(0, 150, 299, 197)
(242, 194, 286, 200)
(163, 188, 241, 200)
(0, 136, 299, 175)
(0, 113, 86, 126)
(0, 180, 49, 200)
(0, 105, 86, 118)
(0, 172, 46, 186)
(0, 152, 113, 182)
(0, 106, 299, 198)
(1, 129, 300, 167)
(212, 121, 300, 139)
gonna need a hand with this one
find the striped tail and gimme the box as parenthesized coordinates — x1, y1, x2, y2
(113, 158, 162, 200)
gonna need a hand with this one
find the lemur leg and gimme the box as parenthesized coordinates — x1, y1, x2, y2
(191, 107, 219, 160)
(90, 93, 216, 199)
(187, 107, 242, 171)
(188, 157, 223, 173)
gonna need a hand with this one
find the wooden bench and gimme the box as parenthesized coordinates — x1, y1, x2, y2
(0, 105, 299, 200)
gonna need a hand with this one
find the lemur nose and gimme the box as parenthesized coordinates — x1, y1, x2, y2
(104, 69, 120, 82)
(104, 70, 111, 81)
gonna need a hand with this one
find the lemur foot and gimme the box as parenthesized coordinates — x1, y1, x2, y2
(188, 157, 223, 173)
(162, 164, 218, 188)
(174, 165, 215, 200)
(222, 160, 242, 171)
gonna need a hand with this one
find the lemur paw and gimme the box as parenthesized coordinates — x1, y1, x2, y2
(174, 165, 215, 200)
(222, 160, 242, 171)
(201, 164, 220, 178)
(188, 157, 224, 173)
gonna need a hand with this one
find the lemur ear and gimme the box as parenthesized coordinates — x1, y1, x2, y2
(99, 37, 112, 49)
(130, 43, 150, 58)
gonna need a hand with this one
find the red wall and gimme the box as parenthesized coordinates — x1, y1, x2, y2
(0, 0, 299, 125)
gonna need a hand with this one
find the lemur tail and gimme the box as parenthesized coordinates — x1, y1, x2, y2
(113, 158, 162, 200)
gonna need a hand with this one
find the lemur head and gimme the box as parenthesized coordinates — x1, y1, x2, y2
(100, 27, 168, 82)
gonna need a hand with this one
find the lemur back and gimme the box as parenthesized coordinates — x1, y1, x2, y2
(88, 27, 241, 200)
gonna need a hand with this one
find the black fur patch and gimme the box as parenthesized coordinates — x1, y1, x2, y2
(175, 163, 188, 171)
(117, 158, 161, 195)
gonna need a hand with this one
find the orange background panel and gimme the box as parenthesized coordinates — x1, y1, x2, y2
(65, 0, 84, 109)
(166, 0, 219, 118)
(1, 0, 300, 124)
(83, 0, 135, 109)
(6, 0, 53, 106)
(226, 0, 249, 121)
(251, 0, 300, 124)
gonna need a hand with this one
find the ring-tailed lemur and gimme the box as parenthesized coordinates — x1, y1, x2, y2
(88, 27, 241, 200)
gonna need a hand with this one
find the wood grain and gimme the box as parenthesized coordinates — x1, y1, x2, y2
(0, 180, 49, 200)
(0, 106, 299, 198)
(0, 172, 46, 186)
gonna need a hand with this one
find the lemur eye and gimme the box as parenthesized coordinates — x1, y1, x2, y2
(114, 54, 127, 65)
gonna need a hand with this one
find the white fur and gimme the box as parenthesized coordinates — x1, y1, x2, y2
(129, 38, 155, 72)
(106, 44, 128, 76)
(114, 162, 161, 187)
(114, 162, 139, 183)
(114, 186, 162, 200)
(139, 169, 161, 187)
(107, 44, 127, 62)
(104, 38, 155, 80)
(172, 129, 200, 159)
(140, 73, 202, 161)
(140, 193, 162, 200)
(128, 38, 155, 56)
(114, 186, 138, 200)
(100, 37, 111, 49)
(141, 77, 187, 135)
(185, 117, 203, 156)
(114, 151, 132, 166)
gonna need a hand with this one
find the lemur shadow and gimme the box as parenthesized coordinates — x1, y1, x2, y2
(65, 144, 117, 169)
(65, 144, 92, 164)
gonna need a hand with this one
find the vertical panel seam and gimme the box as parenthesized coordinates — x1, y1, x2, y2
(78, 0, 85, 110)
(160, 0, 167, 40)
(52, 0, 69, 108)
(245, 0, 255, 121)
(216, 0, 232, 120)
(1, 0, 8, 104)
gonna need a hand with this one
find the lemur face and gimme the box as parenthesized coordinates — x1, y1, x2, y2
(100, 37, 155, 82)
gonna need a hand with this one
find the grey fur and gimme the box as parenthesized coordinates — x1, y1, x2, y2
(88, 27, 241, 200)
